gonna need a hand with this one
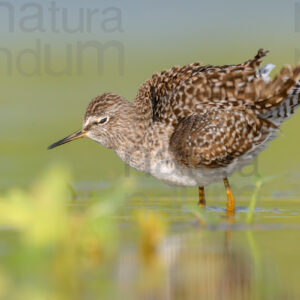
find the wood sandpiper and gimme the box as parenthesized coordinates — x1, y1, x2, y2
(48, 49, 300, 216)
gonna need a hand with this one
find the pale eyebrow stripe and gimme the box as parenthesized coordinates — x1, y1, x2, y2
(84, 116, 96, 127)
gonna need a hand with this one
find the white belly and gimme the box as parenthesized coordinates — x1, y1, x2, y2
(144, 150, 260, 187)
(148, 159, 235, 187)
(116, 138, 270, 187)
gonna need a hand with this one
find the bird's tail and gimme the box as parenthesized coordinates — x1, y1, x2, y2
(259, 80, 300, 126)
(250, 62, 300, 126)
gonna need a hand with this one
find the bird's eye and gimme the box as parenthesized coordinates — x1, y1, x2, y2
(98, 117, 108, 124)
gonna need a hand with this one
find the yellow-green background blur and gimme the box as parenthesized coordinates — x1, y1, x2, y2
(1, 1, 300, 299)
(1, 0, 300, 196)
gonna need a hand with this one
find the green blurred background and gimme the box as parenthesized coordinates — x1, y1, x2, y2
(1, 0, 300, 194)
(1, 1, 300, 299)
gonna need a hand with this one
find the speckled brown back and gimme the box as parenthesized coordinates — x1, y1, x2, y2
(132, 49, 300, 169)
(140, 49, 300, 126)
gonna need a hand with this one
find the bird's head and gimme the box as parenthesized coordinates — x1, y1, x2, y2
(48, 93, 132, 150)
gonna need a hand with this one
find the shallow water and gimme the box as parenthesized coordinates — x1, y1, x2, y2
(1, 173, 300, 299)
(72, 183, 300, 299)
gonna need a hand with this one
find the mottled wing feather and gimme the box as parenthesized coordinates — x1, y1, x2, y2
(169, 109, 274, 169)
(148, 49, 300, 125)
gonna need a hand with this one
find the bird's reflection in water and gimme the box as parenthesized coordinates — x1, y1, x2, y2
(117, 224, 285, 300)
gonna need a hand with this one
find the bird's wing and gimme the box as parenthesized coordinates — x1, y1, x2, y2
(169, 109, 276, 169)
(149, 49, 300, 123)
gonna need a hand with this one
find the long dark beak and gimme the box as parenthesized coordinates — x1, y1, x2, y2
(47, 129, 87, 150)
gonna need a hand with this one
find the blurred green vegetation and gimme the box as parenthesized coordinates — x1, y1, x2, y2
(0, 166, 164, 299)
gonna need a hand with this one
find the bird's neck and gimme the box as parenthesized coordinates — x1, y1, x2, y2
(121, 80, 154, 142)
(112, 85, 154, 170)
(133, 79, 154, 126)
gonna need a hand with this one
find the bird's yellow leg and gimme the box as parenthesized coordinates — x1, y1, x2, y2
(223, 178, 235, 217)
(198, 186, 206, 208)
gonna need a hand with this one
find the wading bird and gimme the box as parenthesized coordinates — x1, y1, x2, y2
(48, 49, 300, 216)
